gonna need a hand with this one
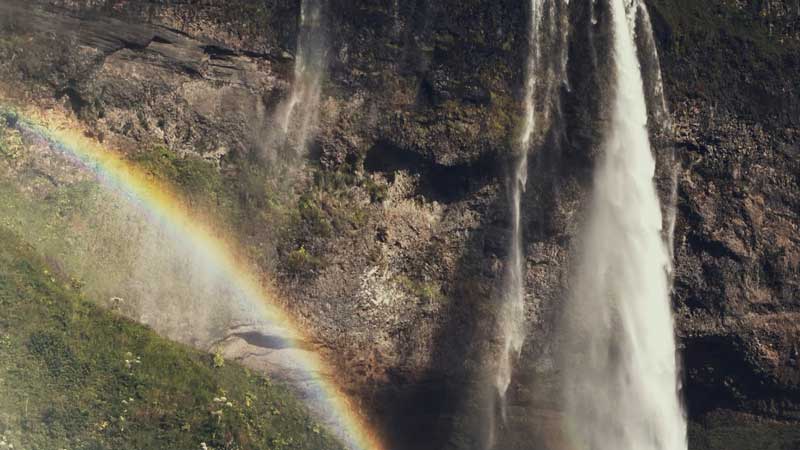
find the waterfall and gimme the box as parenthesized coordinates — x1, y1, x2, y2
(494, 0, 544, 418)
(493, 0, 569, 445)
(561, 1, 687, 450)
(392, 0, 401, 39)
(634, 1, 679, 272)
(636, 2, 671, 132)
(274, 0, 326, 156)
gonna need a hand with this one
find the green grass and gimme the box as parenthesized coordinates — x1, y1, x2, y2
(689, 415, 800, 450)
(126, 143, 376, 279)
(127, 145, 359, 274)
(128, 146, 294, 236)
(394, 275, 443, 303)
(0, 227, 344, 450)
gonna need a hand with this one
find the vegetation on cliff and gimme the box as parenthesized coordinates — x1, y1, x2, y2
(689, 413, 800, 450)
(649, 0, 799, 126)
(0, 227, 344, 450)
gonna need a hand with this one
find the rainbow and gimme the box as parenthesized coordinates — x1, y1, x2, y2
(1, 102, 385, 450)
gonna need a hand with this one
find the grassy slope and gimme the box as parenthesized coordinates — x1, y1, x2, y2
(0, 227, 343, 450)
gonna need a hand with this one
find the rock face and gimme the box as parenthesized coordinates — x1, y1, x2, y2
(647, 0, 800, 426)
(1, 1, 798, 449)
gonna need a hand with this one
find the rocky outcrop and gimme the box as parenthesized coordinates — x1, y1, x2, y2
(1, 1, 798, 449)
(671, 99, 800, 421)
(647, 0, 800, 426)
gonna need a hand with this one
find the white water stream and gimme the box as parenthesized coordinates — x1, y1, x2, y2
(561, 0, 687, 449)
(495, 0, 545, 419)
(275, 0, 326, 155)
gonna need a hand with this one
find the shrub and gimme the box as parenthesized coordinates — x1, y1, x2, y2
(285, 246, 324, 276)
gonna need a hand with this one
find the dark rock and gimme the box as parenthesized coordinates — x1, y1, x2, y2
(1, 1, 799, 449)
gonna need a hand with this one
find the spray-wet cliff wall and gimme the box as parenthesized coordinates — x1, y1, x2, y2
(0, 1, 798, 449)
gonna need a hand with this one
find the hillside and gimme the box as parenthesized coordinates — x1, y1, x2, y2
(0, 227, 343, 450)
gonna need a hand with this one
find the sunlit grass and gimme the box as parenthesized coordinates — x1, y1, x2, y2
(0, 227, 344, 450)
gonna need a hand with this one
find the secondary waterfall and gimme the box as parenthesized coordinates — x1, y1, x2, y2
(561, 0, 687, 449)
(493, 0, 569, 445)
(635, 1, 679, 271)
(494, 0, 543, 419)
(275, 0, 326, 155)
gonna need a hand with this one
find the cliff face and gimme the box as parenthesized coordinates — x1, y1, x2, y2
(1, 0, 798, 449)
(648, 0, 800, 423)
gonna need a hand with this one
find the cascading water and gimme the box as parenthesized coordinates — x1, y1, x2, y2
(392, 0, 401, 39)
(274, 0, 326, 155)
(493, 0, 570, 445)
(561, 0, 687, 449)
(636, 2, 671, 132)
(494, 0, 543, 420)
(634, 1, 679, 271)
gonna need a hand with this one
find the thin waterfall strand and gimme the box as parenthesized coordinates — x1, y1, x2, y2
(275, 0, 325, 155)
(635, 2, 679, 272)
(636, 2, 671, 131)
(495, 0, 546, 421)
(495, 2, 570, 441)
(562, 0, 687, 449)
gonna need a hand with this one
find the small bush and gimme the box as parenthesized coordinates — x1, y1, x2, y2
(285, 246, 324, 276)
(396, 275, 443, 303)
(129, 147, 222, 200)
(213, 351, 225, 368)
(363, 178, 388, 203)
(26, 332, 87, 382)
(298, 194, 333, 238)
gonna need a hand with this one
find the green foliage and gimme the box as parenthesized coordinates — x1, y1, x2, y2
(130, 146, 292, 233)
(648, 0, 799, 125)
(129, 146, 223, 202)
(313, 169, 358, 193)
(0, 227, 344, 450)
(285, 246, 325, 276)
(649, 0, 793, 58)
(126, 146, 301, 273)
(26, 331, 89, 381)
(298, 194, 334, 238)
(395, 275, 443, 303)
(313, 165, 373, 225)
(0, 111, 22, 158)
(488, 95, 519, 152)
(118, 127, 382, 282)
(363, 178, 388, 204)
(212, 350, 225, 368)
(121, 129, 385, 280)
